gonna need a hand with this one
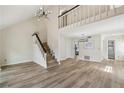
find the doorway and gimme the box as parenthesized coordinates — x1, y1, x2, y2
(108, 40, 115, 60)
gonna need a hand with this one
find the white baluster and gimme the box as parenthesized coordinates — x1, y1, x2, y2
(65, 14, 67, 27)
(75, 8, 77, 26)
(79, 6, 82, 26)
(68, 12, 70, 26)
(81, 5, 84, 25)
(73, 9, 75, 26)
(79, 6, 82, 22)
(60, 17, 61, 28)
(87, 6, 89, 23)
(84, 6, 86, 24)
(113, 5, 116, 15)
(63, 15, 65, 27)
(58, 17, 60, 28)
(77, 7, 80, 26)
(105, 5, 109, 17)
(70, 11, 72, 26)
(61, 16, 63, 28)
(72, 10, 74, 27)
(99, 6, 101, 20)
(64, 15, 66, 27)
(74, 9, 76, 27)
(80, 6, 83, 21)
(93, 6, 96, 22)
(62, 16, 64, 28)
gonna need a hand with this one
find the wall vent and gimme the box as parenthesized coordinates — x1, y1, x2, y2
(84, 56, 90, 60)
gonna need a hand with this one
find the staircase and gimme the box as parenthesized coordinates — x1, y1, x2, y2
(42, 42, 58, 69)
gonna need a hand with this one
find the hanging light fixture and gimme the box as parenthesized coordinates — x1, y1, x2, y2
(35, 6, 52, 21)
(79, 34, 92, 42)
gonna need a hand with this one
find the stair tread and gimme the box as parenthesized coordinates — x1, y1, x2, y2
(42, 42, 58, 69)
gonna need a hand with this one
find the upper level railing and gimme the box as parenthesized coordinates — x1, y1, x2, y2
(58, 5, 124, 29)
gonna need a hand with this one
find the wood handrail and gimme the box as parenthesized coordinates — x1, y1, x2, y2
(58, 5, 80, 18)
(32, 33, 47, 53)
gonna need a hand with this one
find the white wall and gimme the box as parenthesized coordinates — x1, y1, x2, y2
(103, 35, 124, 60)
(0, 17, 47, 66)
(59, 34, 124, 62)
(59, 34, 102, 62)
(46, 6, 59, 60)
(33, 36, 47, 68)
(59, 36, 73, 60)
(36, 18, 47, 42)
(79, 35, 102, 62)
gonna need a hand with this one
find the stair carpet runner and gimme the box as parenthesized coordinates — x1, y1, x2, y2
(42, 42, 58, 69)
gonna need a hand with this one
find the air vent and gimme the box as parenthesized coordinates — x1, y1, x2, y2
(84, 56, 90, 60)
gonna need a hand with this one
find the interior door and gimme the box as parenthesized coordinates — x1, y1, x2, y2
(74, 44, 79, 56)
(108, 40, 115, 59)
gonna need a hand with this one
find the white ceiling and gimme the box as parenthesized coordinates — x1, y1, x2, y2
(0, 5, 41, 30)
(0, 5, 74, 30)
(59, 5, 75, 11)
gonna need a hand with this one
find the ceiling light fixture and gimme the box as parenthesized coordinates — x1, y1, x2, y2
(35, 6, 52, 21)
(79, 34, 92, 42)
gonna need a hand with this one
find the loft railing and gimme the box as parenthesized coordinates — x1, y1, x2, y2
(58, 5, 124, 29)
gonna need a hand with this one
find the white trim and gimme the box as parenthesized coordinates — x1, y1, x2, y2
(79, 56, 102, 62)
(2, 59, 33, 66)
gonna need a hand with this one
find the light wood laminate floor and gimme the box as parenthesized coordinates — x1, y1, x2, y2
(0, 59, 124, 88)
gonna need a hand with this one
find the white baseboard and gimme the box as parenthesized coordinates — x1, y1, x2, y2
(33, 60, 47, 68)
(79, 57, 102, 62)
(2, 59, 33, 66)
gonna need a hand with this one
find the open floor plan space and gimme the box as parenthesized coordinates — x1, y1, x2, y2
(1, 59, 124, 88)
(1, 5, 124, 88)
